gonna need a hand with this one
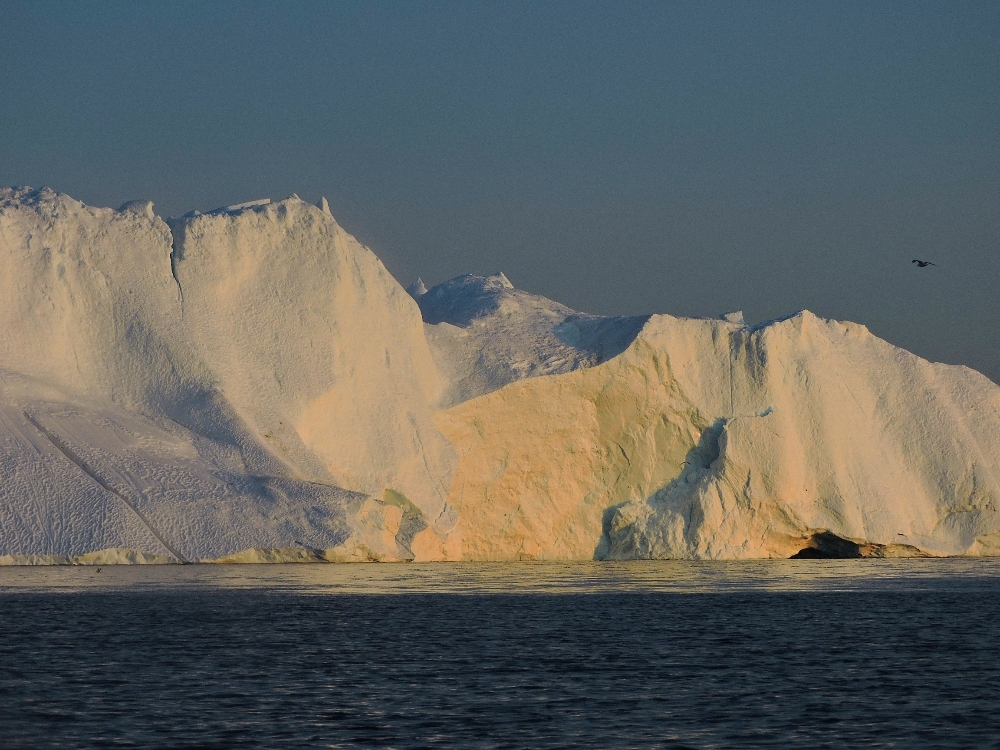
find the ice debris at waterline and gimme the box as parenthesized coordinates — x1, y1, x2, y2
(1, 186, 999, 564)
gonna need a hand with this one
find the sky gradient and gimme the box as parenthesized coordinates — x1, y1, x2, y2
(2, 1, 998, 379)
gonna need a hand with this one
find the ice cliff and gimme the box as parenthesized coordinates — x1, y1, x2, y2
(2, 186, 999, 562)
(437, 311, 1000, 560)
(0, 187, 452, 563)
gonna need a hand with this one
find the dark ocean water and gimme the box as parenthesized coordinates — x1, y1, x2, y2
(2, 561, 1000, 749)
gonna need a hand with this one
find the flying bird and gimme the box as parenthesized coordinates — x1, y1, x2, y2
(912, 259, 936, 267)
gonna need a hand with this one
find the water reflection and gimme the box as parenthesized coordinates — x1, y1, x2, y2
(1, 558, 997, 595)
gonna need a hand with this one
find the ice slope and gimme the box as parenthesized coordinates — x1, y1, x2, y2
(434, 311, 1000, 560)
(414, 273, 648, 407)
(0, 372, 386, 562)
(0, 373, 175, 561)
(0, 187, 453, 562)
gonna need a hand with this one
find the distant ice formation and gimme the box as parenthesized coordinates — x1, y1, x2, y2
(2, 186, 999, 562)
(416, 273, 648, 407)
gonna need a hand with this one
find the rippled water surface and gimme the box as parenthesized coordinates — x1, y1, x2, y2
(2, 560, 1000, 749)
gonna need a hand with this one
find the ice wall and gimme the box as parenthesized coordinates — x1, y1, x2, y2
(435, 312, 1000, 559)
(169, 197, 454, 513)
(0, 188, 186, 407)
(0, 188, 454, 561)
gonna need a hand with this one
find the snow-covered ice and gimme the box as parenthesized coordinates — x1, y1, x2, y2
(415, 273, 648, 407)
(2, 185, 1000, 562)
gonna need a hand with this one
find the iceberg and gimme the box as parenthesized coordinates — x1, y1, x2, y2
(1, 186, 998, 562)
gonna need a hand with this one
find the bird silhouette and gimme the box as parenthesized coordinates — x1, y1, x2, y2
(95, 567, 102, 573)
(912, 259, 936, 267)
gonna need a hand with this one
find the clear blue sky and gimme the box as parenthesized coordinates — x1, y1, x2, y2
(2, 1, 998, 379)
